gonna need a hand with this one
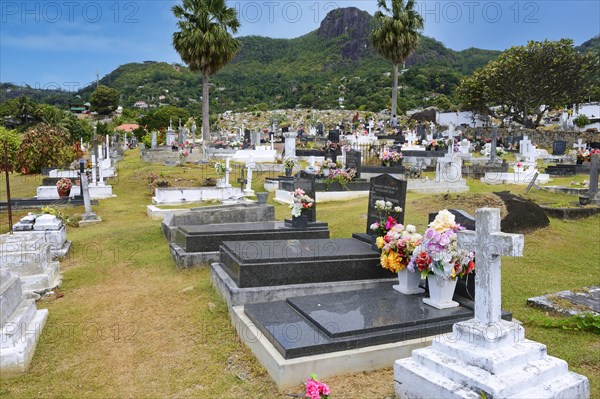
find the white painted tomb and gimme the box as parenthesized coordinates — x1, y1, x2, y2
(395, 208, 590, 399)
(152, 187, 243, 205)
(0, 269, 49, 377)
(0, 234, 63, 295)
(12, 214, 71, 258)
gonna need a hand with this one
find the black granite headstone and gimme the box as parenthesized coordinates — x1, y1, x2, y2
(589, 142, 600, 149)
(328, 130, 340, 143)
(552, 140, 567, 155)
(282, 126, 289, 133)
(244, 129, 251, 142)
(366, 174, 407, 235)
(294, 172, 316, 223)
(345, 150, 362, 178)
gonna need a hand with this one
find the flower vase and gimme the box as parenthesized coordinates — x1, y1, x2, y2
(57, 188, 71, 198)
(216, 178, 226, 188)
(423, 275, 459, 309)
(393, 269, 424, 295)
(383, 161, 390, 167)
(292, 215, 308, 229)
(285, 168, 293, 177)
(321, 168, 329, 176)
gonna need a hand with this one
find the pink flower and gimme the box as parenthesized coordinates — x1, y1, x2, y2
(320, 382, 330, 395)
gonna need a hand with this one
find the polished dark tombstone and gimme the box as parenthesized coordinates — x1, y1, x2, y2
(552, 140, 567, 156)
(173, 221, 329, 253)
(328, 130, 340, 143)
(589, 142, 600, 149)
(220, 238, 394, 288)
(289, 172, 316, 223)
(545, 164, 577, 176)
(365, 174, 407, 235)
(244, 129, 251, 142)
(345, 149, 362, 178)
(244, 287, 512, 359)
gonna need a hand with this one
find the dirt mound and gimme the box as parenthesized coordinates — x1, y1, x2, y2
(494, 191, 550, 234)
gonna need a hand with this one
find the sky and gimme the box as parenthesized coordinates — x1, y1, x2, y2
(1, 0, 599, 90)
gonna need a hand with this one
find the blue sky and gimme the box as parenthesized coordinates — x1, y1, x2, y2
(1, 1, 598, 89)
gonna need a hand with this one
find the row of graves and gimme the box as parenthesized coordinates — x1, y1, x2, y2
(37, 134, 117, 201)
(159, 173, 590, 397)
(1, 213, 71, 376)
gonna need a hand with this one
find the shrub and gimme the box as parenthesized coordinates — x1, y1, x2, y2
(0, 126, 20, 172)
(573, 115, 590, 128)
(16, 123, 76, 174)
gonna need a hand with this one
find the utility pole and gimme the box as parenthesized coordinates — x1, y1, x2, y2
(3, 141, 13, 234)
(96, 71, 100, 88)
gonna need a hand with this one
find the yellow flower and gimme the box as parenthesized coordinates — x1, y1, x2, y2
(386, 251, 402, 273)
(380, 252, 389, 269)
(376, 236, 385, 249)
(429, 209, 457, 232)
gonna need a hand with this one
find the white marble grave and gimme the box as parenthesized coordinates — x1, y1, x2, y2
(0, 233, 63, 295)
(395, 208, 590, 399)
(0, 269, 49, 377)
(13, 214, 70, 258)
(152, 187, 243, 205)
(36, 183, 114, 199)
(232, 149, 277, 163)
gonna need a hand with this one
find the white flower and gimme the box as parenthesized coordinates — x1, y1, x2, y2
(370, 223, 379, 230)
(405, 224, 416, 234)
(375, 200, 385, 209)
(394, 206, 403, 213)
(429, 209, 457, 232)
(385, 201, 392, 209)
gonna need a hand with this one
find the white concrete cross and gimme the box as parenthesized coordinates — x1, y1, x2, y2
(458, 208, 524, 325)
(224, 157, 232, 187)
(519, 136, 532, 155)
(442, 123, 456, 157)
(245, 155, 256, 194)
(405, 131, 417, 146)
(573, 138, 586, 151)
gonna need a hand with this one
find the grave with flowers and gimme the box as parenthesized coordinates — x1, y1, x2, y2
(210, 175, 511, 389)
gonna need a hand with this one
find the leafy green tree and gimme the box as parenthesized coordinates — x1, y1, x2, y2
(370, 0, 424, 118)
(90, 85, 120, 115)
(138, 106, 190, 131)
(0, 126, 20, 172)
(457, 39, 599, 128)
(14, 95, 35, 125)
(172, 0, 240, 141)
(16, 124, 76, 174)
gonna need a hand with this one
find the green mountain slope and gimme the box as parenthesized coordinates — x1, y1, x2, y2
(4, 7, 596, 114)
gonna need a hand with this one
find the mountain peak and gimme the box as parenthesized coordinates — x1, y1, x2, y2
(317, 7, 373, 60)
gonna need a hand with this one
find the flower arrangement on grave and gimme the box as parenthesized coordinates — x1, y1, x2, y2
(178, 140, 191, 159)
(407, 209, 475, 280)
(425, 139, 446, 151)
(496, 147, 506, 157)
(214, 162, 227, 176)
(323, 168, 356, 189)
(379, 149, 403, 166)
(576, 149, 600, 162)
(290, 188, 314, 217)
(283, 156, 298, 170)
(56, 177, 72, 191)
(304, 374, 330, 399)
(377, 223, 423, 273)
(370, 200, 403, 237)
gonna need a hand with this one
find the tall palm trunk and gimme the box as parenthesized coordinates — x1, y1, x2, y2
(391, 63, 399, 119)
(202, 72, 210, 141)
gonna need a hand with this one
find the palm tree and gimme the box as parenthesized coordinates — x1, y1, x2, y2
(15, 95, 34, 125)
(172, 0, 240, 142)
(370, 0, 424, 119)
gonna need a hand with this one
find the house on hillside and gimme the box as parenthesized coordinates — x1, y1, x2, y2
(134, 101, 148, 109)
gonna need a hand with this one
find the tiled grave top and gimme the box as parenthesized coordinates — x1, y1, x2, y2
(222, 238, 375, 264)
(287, 289, 472, 339)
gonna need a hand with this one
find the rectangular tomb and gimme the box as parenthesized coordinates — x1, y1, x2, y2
(219, 238, 395, 288)
(244, 288, 511, 359)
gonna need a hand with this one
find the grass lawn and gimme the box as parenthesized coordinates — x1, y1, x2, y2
(0, 148, 598, 398)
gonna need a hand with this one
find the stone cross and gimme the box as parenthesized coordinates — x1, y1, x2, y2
(270, 133, 275, 151)
(458, 208, 524, 325)
(245, 155, 256, 195)
(573, 138, 586, 151)
(405, 131, 417, 146)
(519, 136, 532, 155)
(490, 127, 498, 163)
(224, 157, 232, 188)
(443, 123, 456, 157)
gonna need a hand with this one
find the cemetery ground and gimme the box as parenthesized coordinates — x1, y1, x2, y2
(0, 149, 598, 398)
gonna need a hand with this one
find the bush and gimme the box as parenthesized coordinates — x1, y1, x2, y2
(16, 123, 77, 174)
(573, 115, 590, 128)
(0, 126, 20, 172)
